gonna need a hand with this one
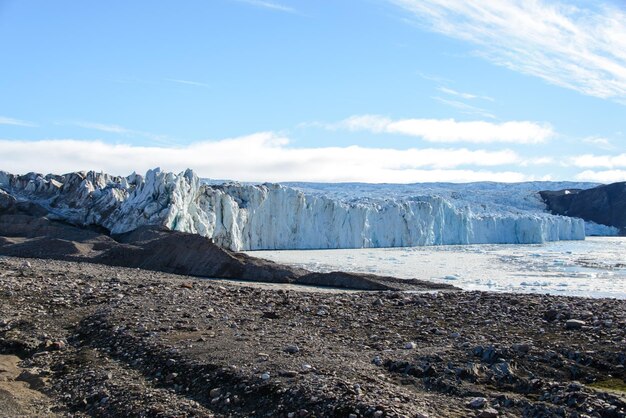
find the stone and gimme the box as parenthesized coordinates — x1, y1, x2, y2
(512, 343, 530, 353)
(284, 345, 300, 354)
(543, 309, 558, 321)
(404, 342, 417, 349)
(50, 340, 66, 351)
(566, 319, 585, 330)
(479, 407, 499, 418)
(280, 370, 298, 378)
(468, 397, 488, 409)
(209, 388, 221, 398)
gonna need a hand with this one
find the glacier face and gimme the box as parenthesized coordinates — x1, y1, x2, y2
(0, 168, 586, 251)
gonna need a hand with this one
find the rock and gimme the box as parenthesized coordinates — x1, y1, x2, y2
(404, 342, 417, 349)
(468, 397, 488, 409)
(284, 345, 300, 354)
(565, 319, 585, 330)
(279, 370, 298, 378)
(52, 340, 65, 350)
(16, 370, 46, 390)
(511, 343, 530, 353)
(261, 372, 270, 381)
(478, 407, 499, 417)
(543, 309, 558, 321)
(372, 356, 383, 366)
(540, 182, 626, 232)
(209, 388, 221, 398)
(491, 362, 516, 379)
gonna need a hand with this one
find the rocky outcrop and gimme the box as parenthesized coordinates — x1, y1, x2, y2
(540, 182, 626, 235)
(0, 168, 585, 250)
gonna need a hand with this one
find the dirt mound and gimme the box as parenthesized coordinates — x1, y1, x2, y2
(98, 229, 305, 284)
(0, 213, 455, 292)
(0, 237, 94, 258)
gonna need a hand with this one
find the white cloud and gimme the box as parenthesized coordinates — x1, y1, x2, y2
(391, 0, 626, 101)
(570, 153, 626, 169)
(519, 156, 554, 167)
(62, 121, 177, 146)
(71, 121, 135, 135)
(0, 116, 36, 127)
(437, 87, 494, 102)
(575, 170, 626, 183)
(236, 0, 296, 13)
(166, 78, 211, 88)
(0, 134, 532, 183)
(335, 115, 554, 144)
(432, 97, 496, 119)
(582, 136, 614, 150)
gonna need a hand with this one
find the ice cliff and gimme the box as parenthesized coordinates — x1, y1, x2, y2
(0, 168, 586, 251)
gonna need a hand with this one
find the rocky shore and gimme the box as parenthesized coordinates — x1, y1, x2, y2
(1, 256, 624, 417)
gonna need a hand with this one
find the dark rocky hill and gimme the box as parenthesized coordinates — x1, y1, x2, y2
(540, 182, 626, 235)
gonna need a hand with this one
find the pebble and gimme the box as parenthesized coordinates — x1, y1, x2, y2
(284, 345, 300, 354)
(565, 319, 585, 330)
(478, 407, 499, 418)
(468, 397, 488, 409)
(404, 342, 417, 349)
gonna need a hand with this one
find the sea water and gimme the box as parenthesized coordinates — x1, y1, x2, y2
(247, 237, 626, 299)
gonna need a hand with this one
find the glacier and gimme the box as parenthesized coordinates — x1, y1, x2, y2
(0, 168, 589, 251)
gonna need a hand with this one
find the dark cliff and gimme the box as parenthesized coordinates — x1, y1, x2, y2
(539, 182, 626, 234)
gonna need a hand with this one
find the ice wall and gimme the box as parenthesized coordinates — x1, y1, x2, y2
(0, 168, 585, 251)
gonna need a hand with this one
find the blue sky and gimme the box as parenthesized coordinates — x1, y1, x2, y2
(1, 0, 625, 183)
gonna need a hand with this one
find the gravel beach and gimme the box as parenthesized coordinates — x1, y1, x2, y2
(1, 256, 624, 417)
